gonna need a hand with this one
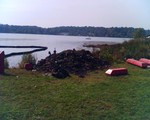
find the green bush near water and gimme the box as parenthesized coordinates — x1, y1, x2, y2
(18, 54, 37, 69)
(97, 38, 150, 63)
(4, 58, 9, 69)
(124, 38, 150, 59)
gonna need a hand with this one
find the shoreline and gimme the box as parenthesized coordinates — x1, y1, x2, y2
(83, 41, 120, 48)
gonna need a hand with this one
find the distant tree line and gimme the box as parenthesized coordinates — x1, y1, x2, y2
(0, 24, 150, 38)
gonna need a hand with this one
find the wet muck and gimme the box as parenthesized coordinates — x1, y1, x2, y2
(35, 49, 110, 78)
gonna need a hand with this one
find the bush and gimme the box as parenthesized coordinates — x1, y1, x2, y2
(100, 51, 113, 62)
(133, 28, 146, 39)
(4, 58, 9, 69)
(123, 38, 150, 59)
(18, 54, 37, 69)
(91, 38, 150, 64)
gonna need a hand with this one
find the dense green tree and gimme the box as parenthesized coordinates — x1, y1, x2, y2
(133, 28, 146, 39)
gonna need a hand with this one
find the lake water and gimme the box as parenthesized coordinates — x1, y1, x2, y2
(0, 33, 130, 67)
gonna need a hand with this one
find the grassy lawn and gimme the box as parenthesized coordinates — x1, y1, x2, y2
(0, 63, 150, 120)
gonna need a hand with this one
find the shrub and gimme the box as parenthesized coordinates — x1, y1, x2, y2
(18, 54, 37, 69)
(4, 58, 9, 69)
(92, 38, 150, 64)
(123, 38, 150, 59)
(133, 28, 146, 39)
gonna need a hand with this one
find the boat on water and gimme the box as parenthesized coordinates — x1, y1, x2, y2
(85, 37, 91, 40)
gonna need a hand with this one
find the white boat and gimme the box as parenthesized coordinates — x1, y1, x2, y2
(85, 37, 91, 40)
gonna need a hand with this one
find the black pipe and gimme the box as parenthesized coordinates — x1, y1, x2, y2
(0, 45, 47, 58)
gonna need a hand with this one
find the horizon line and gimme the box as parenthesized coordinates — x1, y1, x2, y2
(0, 23, 149, 30)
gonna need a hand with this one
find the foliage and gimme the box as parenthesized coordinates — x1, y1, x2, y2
(91, 38, 150, 63)
(1, 24, 149, 38)
(123, 38, 150, 59)
(133, 28, 146, 39)
(98, 46, 113, 64)
(146, 29, 150, 36)
(4, 58, 9, 69)
(18, 54, 37, 69)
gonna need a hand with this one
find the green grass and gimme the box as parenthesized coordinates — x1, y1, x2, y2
(0, 63, 150, 120)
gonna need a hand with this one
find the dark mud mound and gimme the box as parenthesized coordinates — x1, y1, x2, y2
(35, 49, 110, 78)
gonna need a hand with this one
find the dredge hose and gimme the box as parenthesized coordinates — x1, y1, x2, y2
(0, 45, 48, 58)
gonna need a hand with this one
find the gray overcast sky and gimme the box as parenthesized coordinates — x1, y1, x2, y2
(0, 0, 150, 29)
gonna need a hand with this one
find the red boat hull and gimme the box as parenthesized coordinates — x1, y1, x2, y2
(139, 58, 150, 65)
(126, 59, 147, 68)
(105, 68, 128, 76)
(0, 51, 4, 74)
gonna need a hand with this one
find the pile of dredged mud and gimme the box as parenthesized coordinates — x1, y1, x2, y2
(35, 49, 110, 78)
